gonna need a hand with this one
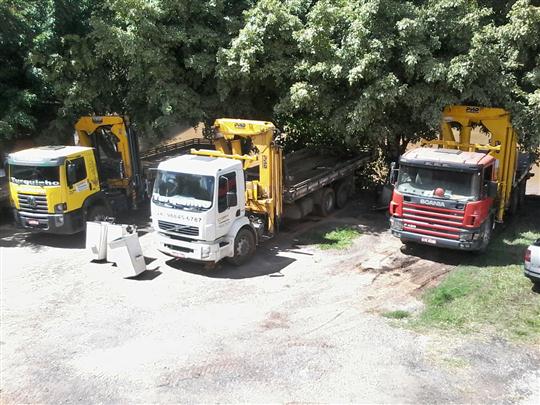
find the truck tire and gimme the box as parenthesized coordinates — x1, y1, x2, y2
(478, 217, 492, 253)
(86, 205, 110, 222)
(335, 181, 350, 209)
(315, 188, 335, 217)
(227, 228, 256, 266)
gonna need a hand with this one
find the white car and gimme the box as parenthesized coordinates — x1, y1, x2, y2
(524, 239, 540, 286)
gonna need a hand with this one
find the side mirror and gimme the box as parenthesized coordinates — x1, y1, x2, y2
(487, 181, 498, 198)
(226, 191, 237, 207)
(389, 162, 399, 185)
(67, 163, 77, 186)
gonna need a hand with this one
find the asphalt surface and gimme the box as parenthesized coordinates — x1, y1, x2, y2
(1, 203, 539, 403)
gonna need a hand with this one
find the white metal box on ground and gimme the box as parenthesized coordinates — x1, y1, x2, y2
(105, 224, 131, 262)
(85, 221, 108, 260)
(108, 233, 146, 278)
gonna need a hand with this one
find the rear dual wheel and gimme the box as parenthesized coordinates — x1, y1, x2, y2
(315, 188, 335, 217)
(335, 180, 352, 209)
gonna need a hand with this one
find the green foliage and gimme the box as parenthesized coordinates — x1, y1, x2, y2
(0, 0, 539, 151)
(220, 0, 540, 157)
(37, 0, 253, 138)
(0, 1, 48, 140)
(297, 226, 361, 250)
(383, 310, 411, 319)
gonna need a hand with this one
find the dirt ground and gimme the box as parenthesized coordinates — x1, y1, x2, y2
(1, 195, 539, 403)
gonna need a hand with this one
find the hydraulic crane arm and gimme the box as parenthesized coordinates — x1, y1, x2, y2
(192, 118, 283, 234)
(74, 115, 144, 207)
(423, 106, 518, 222)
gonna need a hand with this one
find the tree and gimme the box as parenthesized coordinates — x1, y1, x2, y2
(219, 0, 540, 158)
(1, 0, 538, 153)
(38, 0, 253, 141)
(0, 1, 50, 142)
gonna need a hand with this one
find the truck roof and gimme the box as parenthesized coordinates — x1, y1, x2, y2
(7, 146, 93, 166)
(157, 153, 242, 176)
(400, 147, 495, 170)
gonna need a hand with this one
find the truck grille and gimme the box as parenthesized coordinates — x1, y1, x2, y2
(158, 220, 199, 236)
(18, 193, 48, 214)
(402, 202, 463, 240)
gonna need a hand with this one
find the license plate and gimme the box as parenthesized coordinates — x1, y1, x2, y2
(421, 237, 437, 245)
(27, 219, 39, 226)
(171, 251, 185, 258)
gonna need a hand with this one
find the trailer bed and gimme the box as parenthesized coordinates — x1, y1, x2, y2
(140, 138, 213, 169)
(283, 149, 371, 203)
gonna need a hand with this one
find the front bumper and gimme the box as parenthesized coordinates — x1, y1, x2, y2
(157, 232, 233, 263)
(524, 263, 540, 283)
(390, 218, 482, 251)
(14, 208, 85, 234)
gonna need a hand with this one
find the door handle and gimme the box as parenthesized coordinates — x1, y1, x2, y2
(235, 209, 240, 217)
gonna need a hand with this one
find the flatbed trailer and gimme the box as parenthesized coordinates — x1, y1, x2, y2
(283, 149, 370, 203)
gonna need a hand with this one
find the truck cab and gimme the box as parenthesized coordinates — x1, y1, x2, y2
(151, 154, 256, 264)
(7, 115, 149, 234)
(390, 148, 498, 250)
(7, 146, 103, 233)
(389, 105, 532, 252)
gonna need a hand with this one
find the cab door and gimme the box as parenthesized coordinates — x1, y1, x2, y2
(66, 156, 93, 211)
(215, 171, 240, 238)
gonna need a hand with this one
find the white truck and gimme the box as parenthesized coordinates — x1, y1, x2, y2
(150, 118, 369, 265)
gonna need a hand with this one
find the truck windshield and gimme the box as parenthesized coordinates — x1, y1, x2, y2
(396, 165, 479, 201)
(9, 165, 60, 186)
(153, 171, 215, 211)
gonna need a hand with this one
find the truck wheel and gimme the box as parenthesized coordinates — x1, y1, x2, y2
(478, 217, 492, 253)
(228, 228, 255, 266)
(335, 181, 350, 209)
(315, 188, 335, 217)
(87, 205, 110, 222)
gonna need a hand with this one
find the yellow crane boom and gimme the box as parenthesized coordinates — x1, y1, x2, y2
(191, 118, 283, 234)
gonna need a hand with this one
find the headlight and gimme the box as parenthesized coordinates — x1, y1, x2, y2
(390, 217, 403, 231)
(54, 203, 67, 213)
(201, 245, 211, 258)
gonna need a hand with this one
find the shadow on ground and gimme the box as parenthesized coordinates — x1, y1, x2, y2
(0, 226, 86, 250)
(163, 192, 385, 279)
(165, 243, 297, 279)
(0, 206, 153, 250)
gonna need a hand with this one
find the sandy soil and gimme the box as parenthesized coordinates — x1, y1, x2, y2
(1, 196, 539, 403)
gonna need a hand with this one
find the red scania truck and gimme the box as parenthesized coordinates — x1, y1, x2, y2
(389, 106, 534, 252)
